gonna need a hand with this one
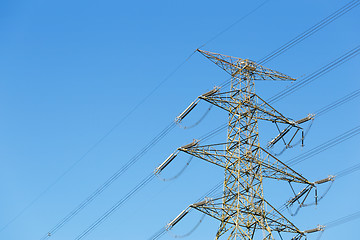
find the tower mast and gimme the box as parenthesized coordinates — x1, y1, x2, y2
(156, 50, 329, 240)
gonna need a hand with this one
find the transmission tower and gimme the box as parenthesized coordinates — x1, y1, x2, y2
(155, 50, 333, 240)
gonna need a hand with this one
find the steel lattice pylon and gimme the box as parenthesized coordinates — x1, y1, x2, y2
(156, 50, 330, 240)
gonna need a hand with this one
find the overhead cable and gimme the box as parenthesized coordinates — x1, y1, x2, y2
(148, 228, 167, 240)
(267, 45, 360, 104)
(217, 1, 360, 89)
(335, 162, 360, 178)
(258, 0, 360, 64)
(325, 210, 360, 228)
(74, 173, 156, 240)
(197, 0, 270, 49)
(315, 88, 360, 116)
(286, 125, 360, 167)
(39, 122, 175, 239)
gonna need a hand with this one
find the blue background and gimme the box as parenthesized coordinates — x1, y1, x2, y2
(0, 0, 359, 239)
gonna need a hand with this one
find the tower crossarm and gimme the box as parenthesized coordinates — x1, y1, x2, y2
(179, 142, 228, 169)
(261, 198, 303, 234)
(197, 49, 296, 81)
(178, 142, 312, 185)
(199, 88, 305, 126)
(257, 147, 311, 184)
(190, 193, 304, 236)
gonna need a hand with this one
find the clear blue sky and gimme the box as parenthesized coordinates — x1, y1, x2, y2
(0, 0, 359, 239)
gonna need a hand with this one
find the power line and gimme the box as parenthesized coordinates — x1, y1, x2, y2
(286, 125, 360, 167)
(325, 210, 360, 228)
(74, 173, 156, 240)
(258, 0, 360, 64)
(197, 0, 270, 49)
(335, 162, 360, 179)
(78, 165, 224, 240)
(312, 210, 360, 240)
(315, 88, 360, 116)
(215, 1, 360, 93)
(39, 122, 175, 239)
(148, 228, 167, 240)
(267, 45, 360, 104)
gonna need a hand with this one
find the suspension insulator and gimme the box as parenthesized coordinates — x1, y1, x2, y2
(180, 139, 199, 150)
(167, 208, 190, 230)
(190, 198, 212, 208)
(314, 175, 335, 185)
(175, 99, 200, 123)
(200, 86, 220, 98)
(304, 225, 325, 233)
(154, 151, 178, 174)
(287, 186, 311, 206)
(295, 114, 315, 124)
(268, 127, 291, 147)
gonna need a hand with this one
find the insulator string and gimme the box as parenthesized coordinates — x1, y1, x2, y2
(179, 106, 213, 130)
(168, 214, 206, 238)
(156, 156, 194, 182)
